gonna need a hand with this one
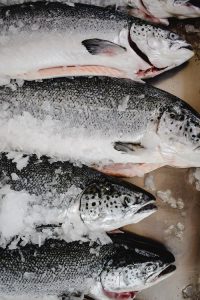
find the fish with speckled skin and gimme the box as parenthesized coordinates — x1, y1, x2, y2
(0, 0, 199, 25)
(0, 152, 156, 245)
(0, 77, 199, 177)
(0, 232, 176, 300)
(64, 0, 200, 24)
(0, 1, 193, 83)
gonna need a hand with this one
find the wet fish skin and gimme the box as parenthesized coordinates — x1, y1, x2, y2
(0, 77, 199, 170)
(0, 1, 193, 81)
(61, 0, 200, 24)
(140, 0, 200, 22)
(0, 233, 176, 298)
(0, 0, 199, 24)
(0, 152, 156, 237)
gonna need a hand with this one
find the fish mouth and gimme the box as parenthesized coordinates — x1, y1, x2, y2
(183, 45, 193, 51)
(147, 264, 176, 284)
(133, 203, 157, 222)
(194, 145, 200, 151)
(123, 203, 157, 224)
(136, 203, 157, 214)
(158, 264, 176, 278)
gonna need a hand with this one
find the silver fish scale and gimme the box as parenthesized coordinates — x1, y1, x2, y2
(0, 77, 176, 140)
(0, 239, 114, 295)
(0, 1, 128, 34)
(0, 153, 104, 198)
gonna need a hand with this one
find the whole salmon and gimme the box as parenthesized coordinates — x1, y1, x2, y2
(0, 0, 199, 24)
(0, 152, 156, 246)
(0, 1, 193, 83)
(0, 77, 199, 176)
(0, 232, 176, 299)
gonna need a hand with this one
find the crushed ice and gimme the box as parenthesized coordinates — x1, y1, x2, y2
(0, 184, 111, 248)
(188, 168, 200, 191)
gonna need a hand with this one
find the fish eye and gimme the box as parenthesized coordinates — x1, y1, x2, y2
(170, 112, 185, 121)
(124, 196, 131, 206)
(145, 264, 156, 273)
(169, 32, 179, 40)
(103, 183, 111, 192)
(174, 0, 184, 6)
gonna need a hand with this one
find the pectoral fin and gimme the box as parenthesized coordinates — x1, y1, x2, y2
(114, 142, 145, 154)
(82, 39, 127, 56)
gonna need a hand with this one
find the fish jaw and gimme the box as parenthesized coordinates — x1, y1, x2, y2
(79, 180, 157, 231)
(146, 264, 176, 286)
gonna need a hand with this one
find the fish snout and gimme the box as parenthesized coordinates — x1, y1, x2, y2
(162, 249, 176, 264)
(79, 180, 157, 231)
(118, 182, 157, 219)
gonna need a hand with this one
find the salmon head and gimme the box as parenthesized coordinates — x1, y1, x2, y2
(89, 232, 176, 300)
(80, 178, 156, 231)
(128, 20, 194, 78)
(156, 100, 200, 167)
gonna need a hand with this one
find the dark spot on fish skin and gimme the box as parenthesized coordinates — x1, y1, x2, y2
(92, 202, 96, 206)
(180, 126, 182, 130)
(190, 128, 192, 133)
(192, 135, 196, 138)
